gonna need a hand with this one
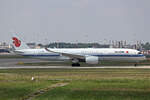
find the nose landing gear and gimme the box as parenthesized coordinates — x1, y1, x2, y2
(134, 63, 137, 67)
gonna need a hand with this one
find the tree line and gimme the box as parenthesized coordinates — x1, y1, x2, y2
(37, 42, 150, 50)
(38, 42, 110, 48)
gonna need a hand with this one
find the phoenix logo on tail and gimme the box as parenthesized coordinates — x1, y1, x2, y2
(12, 37, 21, 47)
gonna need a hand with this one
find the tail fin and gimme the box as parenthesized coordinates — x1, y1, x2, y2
(12, 36, 30, 50)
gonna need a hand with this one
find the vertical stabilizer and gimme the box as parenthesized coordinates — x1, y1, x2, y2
(12, 37, 29, 50)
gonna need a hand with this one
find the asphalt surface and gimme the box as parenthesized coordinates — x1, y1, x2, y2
(0, 58, 150, 69)
(0, 66, 150, 69)
(0, 58, 50, 67)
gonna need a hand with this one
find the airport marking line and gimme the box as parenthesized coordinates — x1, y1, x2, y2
(22, 82, 69, 100)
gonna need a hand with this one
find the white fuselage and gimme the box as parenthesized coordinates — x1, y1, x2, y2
(14, 48, 146, 62)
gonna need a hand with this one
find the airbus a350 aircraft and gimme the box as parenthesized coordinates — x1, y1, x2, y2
(12, 37, 146, 66)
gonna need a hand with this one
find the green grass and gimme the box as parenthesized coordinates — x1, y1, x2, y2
(0, 80, 56, 100)
(34, 80, 150, 100)
(0, 68, 150, 100)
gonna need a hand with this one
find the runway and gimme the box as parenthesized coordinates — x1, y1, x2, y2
(0, 57, 150, 69)
(0, 58, 50, 67)
(0, 66, 150, 69)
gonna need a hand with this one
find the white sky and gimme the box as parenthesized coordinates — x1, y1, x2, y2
(0, 0, 150, 44)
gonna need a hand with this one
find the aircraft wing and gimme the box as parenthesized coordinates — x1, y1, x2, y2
(45, 48, 85, 59)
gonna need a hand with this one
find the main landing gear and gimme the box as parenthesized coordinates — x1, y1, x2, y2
(71, 59, 80, 66)
(72, 63, 80, 66)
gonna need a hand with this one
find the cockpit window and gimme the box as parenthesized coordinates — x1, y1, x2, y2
(138, 52, 142, 54)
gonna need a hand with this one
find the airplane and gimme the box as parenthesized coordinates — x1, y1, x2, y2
(12, 37, 146, 66)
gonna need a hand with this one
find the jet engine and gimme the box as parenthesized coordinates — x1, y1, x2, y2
(85, 56, 99, 64)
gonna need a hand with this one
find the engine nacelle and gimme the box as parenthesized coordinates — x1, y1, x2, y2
(85, 56, 99, 64)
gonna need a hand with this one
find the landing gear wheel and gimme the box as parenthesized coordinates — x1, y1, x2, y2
(72, 63, 80, 67)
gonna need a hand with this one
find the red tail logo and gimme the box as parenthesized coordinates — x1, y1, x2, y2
(12, 37, 21, 47)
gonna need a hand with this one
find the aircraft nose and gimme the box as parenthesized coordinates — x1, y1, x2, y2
(138, 51, 142, 54)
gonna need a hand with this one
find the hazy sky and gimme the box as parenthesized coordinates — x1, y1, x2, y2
(0, 0, 150, 44)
